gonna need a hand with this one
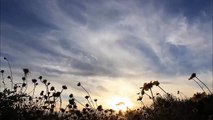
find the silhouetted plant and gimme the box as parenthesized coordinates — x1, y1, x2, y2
(77, 82, 95, 108)
(190, 73, 212, 94)
(1, 60, 213, 120)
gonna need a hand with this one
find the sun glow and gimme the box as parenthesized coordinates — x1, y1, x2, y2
(107, 97, 133, 111)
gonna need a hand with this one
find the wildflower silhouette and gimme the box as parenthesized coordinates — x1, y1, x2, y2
(152, 80, 169, 95)
(3, 57, 13, 90)
(0, 70, 6, 90)
(189, 73, 212, 94)
(1, 59, 213, 120)
(142, 82, 155, 103)
(77, 82, 95, 108)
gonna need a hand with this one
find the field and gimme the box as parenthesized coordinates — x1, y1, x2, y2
(0, 59, 212, 120)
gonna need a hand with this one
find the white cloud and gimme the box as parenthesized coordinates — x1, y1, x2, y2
(1, 0, 212, 108)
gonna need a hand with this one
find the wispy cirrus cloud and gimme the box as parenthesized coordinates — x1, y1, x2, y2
(1, 0, 212, 108)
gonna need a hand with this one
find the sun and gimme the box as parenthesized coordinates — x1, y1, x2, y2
(107, 97, 133, 111)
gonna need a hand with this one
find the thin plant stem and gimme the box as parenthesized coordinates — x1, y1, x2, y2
(195, 77, 212, 94)
(23, 75, 28, 93)
(180, 91, 187, 99)
(86, 99, 92, 108)
(94, 101, 98, 108)
(158, 86, 168, 95)
(74, 98, 85, 107)
(81, 85, 95, 108)
(60, 96, 62, 109)
(1, 72, 5, 90)
(144, 92, 152, 98)
(193, 79, 206, 93)
(6, 59, 13, 90)
(32, 85, 36, 98)
(179, 94, 183, 100)
(149, 88, 155, 103)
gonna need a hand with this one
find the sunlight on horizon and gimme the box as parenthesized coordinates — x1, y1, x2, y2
(107, 97, 133, 111)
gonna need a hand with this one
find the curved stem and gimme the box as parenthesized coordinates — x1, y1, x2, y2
(158, 86, 168, 95)
(193, 79, 206, 93)
(74, 98, 85, 107)
(144, 92, 152, 98)
(86, 99, 92, 108)
(81, 85, 95, 108)
(7, 60, 13, 90)
(196, 77, 212, 94)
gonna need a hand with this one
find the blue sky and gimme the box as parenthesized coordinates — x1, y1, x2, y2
(0, 0, 212, 108)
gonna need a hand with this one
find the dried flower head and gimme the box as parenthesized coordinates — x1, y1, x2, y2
(43, 79, 47, 84)
(137, 96, 143, 101)
(50, 86, 55, 91)
(152, 81, 160, 86)
(85, 96, 90, 99)
(62, 85, 67, 90)
(77, 82, 81, 86)
(22, 83, 26, 87)
(7, 76, 11, 79)
(22, 77, 26, 81)
(32, 79, 37, 83)
(85, 103, 89, 107)
(38, 76, 42, 80)
(23, 68, 29, 75)
(69, 94, 73, 98)
(188, 73, 196, 80)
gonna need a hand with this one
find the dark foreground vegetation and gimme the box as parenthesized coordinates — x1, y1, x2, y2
(0, 57, 213, 120)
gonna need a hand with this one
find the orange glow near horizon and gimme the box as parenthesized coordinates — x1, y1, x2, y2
(107, 97, 133, 111)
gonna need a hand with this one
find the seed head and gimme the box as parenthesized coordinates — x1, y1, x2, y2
(77, 82, 81, 86)
(32, 79, 37, 83)
(189, 73, 196, 80)
(62, 85, 67, 90)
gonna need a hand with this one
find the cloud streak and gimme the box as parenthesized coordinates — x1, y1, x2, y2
(1, 0, 212, 108)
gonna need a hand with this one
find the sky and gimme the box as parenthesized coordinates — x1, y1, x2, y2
(0, 0, 212, 109)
